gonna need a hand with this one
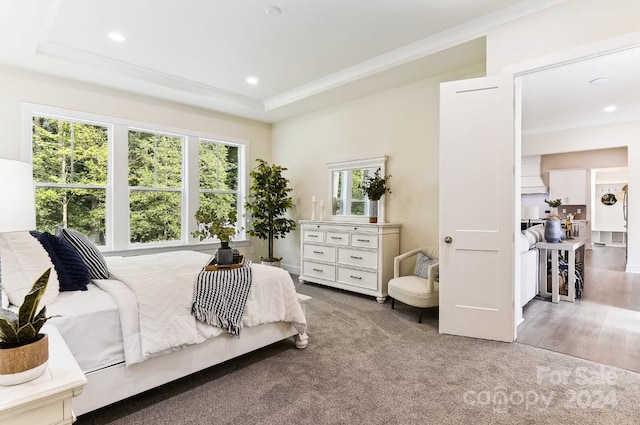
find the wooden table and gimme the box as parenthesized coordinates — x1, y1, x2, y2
(0, 325, 86, 425)
(536, 237, 587, 303)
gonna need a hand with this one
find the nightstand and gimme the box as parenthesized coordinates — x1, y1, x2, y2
(0, 325, 87, 425)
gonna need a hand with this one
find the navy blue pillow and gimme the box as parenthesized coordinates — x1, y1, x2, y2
(35, 232, 90, 292)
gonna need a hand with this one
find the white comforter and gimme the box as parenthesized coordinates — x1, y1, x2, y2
(98, 251, 307, 365)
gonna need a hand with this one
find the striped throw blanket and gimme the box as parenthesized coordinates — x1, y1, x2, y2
(192, 261, 253, 337)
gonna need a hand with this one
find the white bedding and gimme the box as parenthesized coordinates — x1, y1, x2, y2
(105, 251, 307, 365)
(46, 283, 125, 373)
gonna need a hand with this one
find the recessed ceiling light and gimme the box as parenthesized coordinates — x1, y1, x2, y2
(265, 6, 282, 16)
(246, 76, 259, 85)
(590, 77, 611, 85)
(604, 105, 617, 112)
(107, 32, 126, 42)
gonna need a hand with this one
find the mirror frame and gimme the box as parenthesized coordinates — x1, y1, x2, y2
(327, 155, 387, 223)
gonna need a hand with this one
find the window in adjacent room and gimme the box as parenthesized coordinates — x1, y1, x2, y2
(32, 116, 109, 245)
(128, 130, 184, 244)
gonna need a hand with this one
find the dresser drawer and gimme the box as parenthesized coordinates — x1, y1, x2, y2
(303, 244, 336, 262)
(304, 230, 324, 243)
(338, 248, 378, 269)
(351, 233, 378, 249)
(303, 261, 336, 281)
(325, 231, 349, 245)
(337, 267, 377, 290)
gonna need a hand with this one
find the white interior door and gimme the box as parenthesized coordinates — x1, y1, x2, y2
(439, 75, 516, 342)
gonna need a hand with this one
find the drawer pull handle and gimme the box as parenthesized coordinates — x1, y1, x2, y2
(312, 250, 324, 254)
(350, 255, 363, 260)
(356, 239, 370, 242)
(312, 268, 324, 272)
(308, 234, 318, 238)
(330, 236, 343, 240)
(350, 275, 362, 280)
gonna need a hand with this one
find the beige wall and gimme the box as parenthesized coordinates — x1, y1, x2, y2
(272, 63, 484, 271)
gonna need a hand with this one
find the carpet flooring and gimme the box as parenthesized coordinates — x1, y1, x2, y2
(77, 279, 640, 425)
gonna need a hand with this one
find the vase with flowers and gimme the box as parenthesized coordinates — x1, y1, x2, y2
(544, 198, 562, 217)
(359, 168, 392, 223)
(543, 198, 564, 243)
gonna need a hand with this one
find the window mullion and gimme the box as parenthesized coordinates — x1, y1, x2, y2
(111, 124, 130, 251)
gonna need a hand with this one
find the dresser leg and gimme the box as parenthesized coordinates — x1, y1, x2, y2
(298, 277, 306, 284)
(376, 296, 386, 304)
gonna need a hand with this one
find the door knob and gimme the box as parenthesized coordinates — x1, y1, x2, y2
(444, 236, 452, 244)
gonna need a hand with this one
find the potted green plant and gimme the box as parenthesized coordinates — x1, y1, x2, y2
(544, 198, 562, 217)
(192, 207, 239, 265)
(0, 268, 51, 385)
(244, 159, 296, 266)
(359, 168, 392, 223)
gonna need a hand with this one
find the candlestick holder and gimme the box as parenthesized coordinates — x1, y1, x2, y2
(311, 200, 317, 220)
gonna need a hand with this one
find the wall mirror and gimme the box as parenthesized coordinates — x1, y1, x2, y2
(327, 155, 387, 222)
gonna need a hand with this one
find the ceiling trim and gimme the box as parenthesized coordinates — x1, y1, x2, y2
(36, 41, 264, 110)
(264, 0, 569, 111)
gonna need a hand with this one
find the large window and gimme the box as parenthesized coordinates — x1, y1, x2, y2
(198, 140, 240, 237)
(29, 107, 246, 250)
(32, 116, 108, 244)
(128, 130, 183, 244)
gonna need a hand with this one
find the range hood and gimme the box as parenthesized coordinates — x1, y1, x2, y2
(521, 156, 548, 194)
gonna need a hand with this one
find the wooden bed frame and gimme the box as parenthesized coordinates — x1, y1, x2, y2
(74, 294, 310, 416)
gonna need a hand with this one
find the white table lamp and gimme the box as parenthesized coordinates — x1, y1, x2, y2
(522, 207, 539, 228)
(0, 159, 36, 232)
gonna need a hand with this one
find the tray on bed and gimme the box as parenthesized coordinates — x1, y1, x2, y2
(204, 255, 245, 271)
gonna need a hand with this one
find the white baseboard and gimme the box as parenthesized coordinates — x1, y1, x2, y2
(281, 263, 300, 276)
(625, 264, 640, 274)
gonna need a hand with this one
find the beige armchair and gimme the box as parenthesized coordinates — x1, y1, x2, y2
(388, 246, 439, 323)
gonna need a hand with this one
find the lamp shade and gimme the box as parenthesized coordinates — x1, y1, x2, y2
(0, 159, 36, 232)
(522, 206, 540, 220)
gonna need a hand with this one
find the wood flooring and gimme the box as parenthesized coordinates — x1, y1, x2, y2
(517, 245, 640, 373)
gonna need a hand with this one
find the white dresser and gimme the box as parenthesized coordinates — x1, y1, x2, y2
(299, 220, 400, 302)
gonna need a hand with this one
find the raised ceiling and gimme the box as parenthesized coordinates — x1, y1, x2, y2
(0, 0, 568, 122)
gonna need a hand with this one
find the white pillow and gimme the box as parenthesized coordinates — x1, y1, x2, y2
(0, 231, 59, 308)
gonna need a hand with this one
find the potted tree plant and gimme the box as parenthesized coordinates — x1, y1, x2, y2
(192, 207, 239, 265)
(244, 159, 296, 266)
(359, 168, 392, 223)
(0, 268, 51, 385)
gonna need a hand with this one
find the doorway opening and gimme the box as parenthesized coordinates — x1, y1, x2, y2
(515, 45, 639, 373)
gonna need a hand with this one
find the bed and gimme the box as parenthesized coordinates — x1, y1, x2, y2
(0, 231, 309, 416)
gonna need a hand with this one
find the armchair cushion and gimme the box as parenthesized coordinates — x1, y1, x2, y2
(413, 251, 437, 279)
(388, 275, 439, 308)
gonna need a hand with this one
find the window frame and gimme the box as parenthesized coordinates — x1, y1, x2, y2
(23, 103, 248, 253)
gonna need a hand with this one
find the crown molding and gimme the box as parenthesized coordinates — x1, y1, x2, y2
(36, 41, 264, 110)
(264, 0, 568, 111)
